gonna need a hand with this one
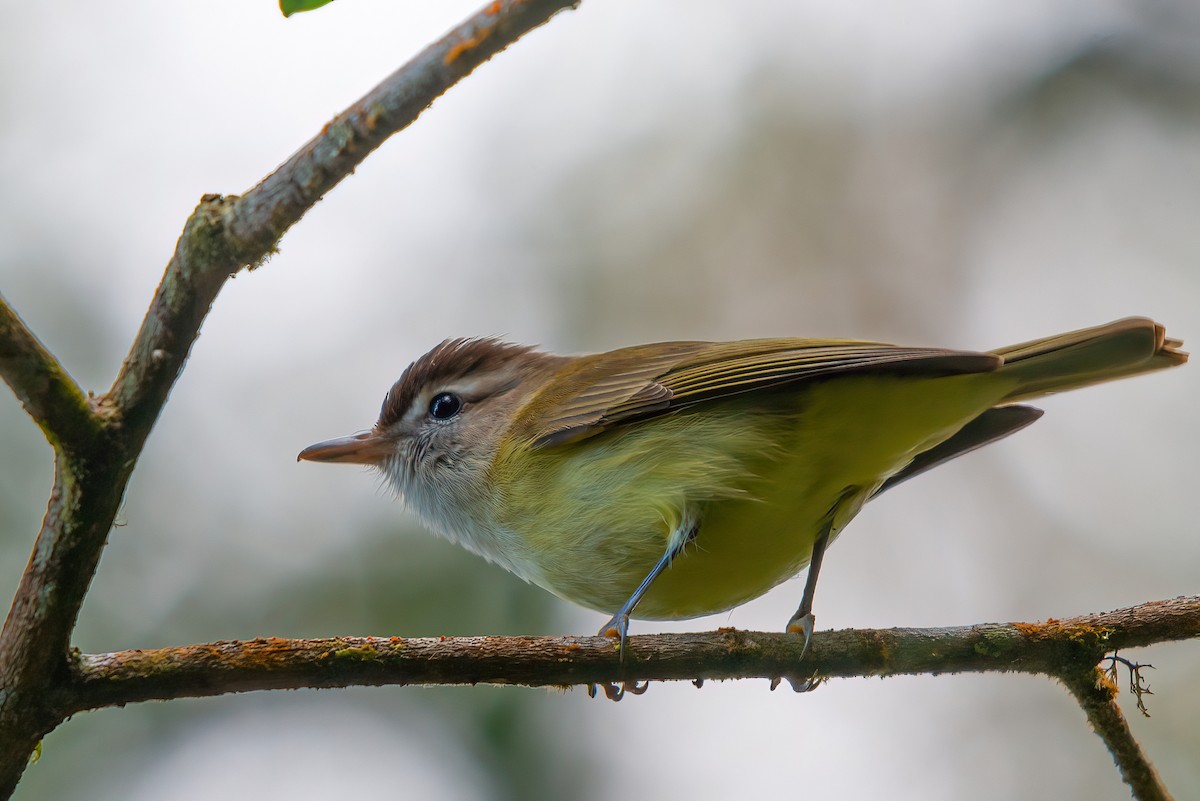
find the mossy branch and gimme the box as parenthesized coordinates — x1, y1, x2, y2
(57, 595, 1197, 801)
(66, 596, 1200, 711)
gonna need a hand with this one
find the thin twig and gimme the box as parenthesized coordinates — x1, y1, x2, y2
(1103, 653, 1155, 717)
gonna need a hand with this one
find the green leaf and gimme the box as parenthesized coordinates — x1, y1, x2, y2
(280, 0, 336, 17)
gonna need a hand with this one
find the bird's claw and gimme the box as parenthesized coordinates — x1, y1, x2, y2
(598, 612, 631, 655)
(587, 679, 650, 701)
(770, 674, 823, 693)
(785, 610, 815, 659)
(776, 609, 822, 692)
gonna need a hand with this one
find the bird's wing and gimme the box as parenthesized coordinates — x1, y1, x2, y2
(869, 404, 1043, 498)
(529, 338, 1002, 448)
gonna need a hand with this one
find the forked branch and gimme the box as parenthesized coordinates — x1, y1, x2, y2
(0, 3, 581, 796)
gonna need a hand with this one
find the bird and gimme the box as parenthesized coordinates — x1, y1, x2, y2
(298, 317, 1185, 654)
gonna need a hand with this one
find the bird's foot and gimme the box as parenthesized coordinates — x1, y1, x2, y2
(770, 674, 824, 693)
(598, 611, 631, 656)
(785, 610, 815, 659)
(588, 679, 650, 701)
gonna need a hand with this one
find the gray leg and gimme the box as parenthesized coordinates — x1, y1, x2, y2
(786, 519, 833, 658)
(598, 522, 696, 654)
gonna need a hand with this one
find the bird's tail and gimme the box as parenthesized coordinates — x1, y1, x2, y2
(993, 317, 1186, 403)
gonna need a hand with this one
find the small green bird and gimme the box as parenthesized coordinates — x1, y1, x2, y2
(299, 317, 1185, 652)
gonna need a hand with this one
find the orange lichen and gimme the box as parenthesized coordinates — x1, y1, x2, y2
(444, 24, 496, 65)
(1012, 620, 1112, 648)
(365, 103, 386, 131)
(1094, 668, 1119, 697)
(1012, 621, 1048, 637)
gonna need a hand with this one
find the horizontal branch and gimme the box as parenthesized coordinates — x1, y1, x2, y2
(0, 293, 98, 452)
(68, 595, 1200, 712)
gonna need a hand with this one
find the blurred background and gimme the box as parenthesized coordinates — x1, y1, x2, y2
(1, 0, 1198, 798)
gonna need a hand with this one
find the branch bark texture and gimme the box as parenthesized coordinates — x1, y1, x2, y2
(0, 296, 97, 451)
(1065, 668, 1174, 801)
(0, 2, 579, 796)
(66, 596, 1200, 711)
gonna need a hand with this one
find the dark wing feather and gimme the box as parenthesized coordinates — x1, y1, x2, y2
(531, 338, 1002, 449)
(870, 404, 1043, 498)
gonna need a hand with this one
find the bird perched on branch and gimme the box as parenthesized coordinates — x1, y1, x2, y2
(300, 317, 1186, 654)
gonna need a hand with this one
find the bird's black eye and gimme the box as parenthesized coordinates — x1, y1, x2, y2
(428, 392, 463, 420)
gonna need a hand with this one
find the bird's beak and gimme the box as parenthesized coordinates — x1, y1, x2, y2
(297, 430, 391, 465)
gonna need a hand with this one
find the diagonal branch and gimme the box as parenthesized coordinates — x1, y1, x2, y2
(105, 0, 581, 447)
(0, 293, 98, 452)
(1064, 667, 1174, 801)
